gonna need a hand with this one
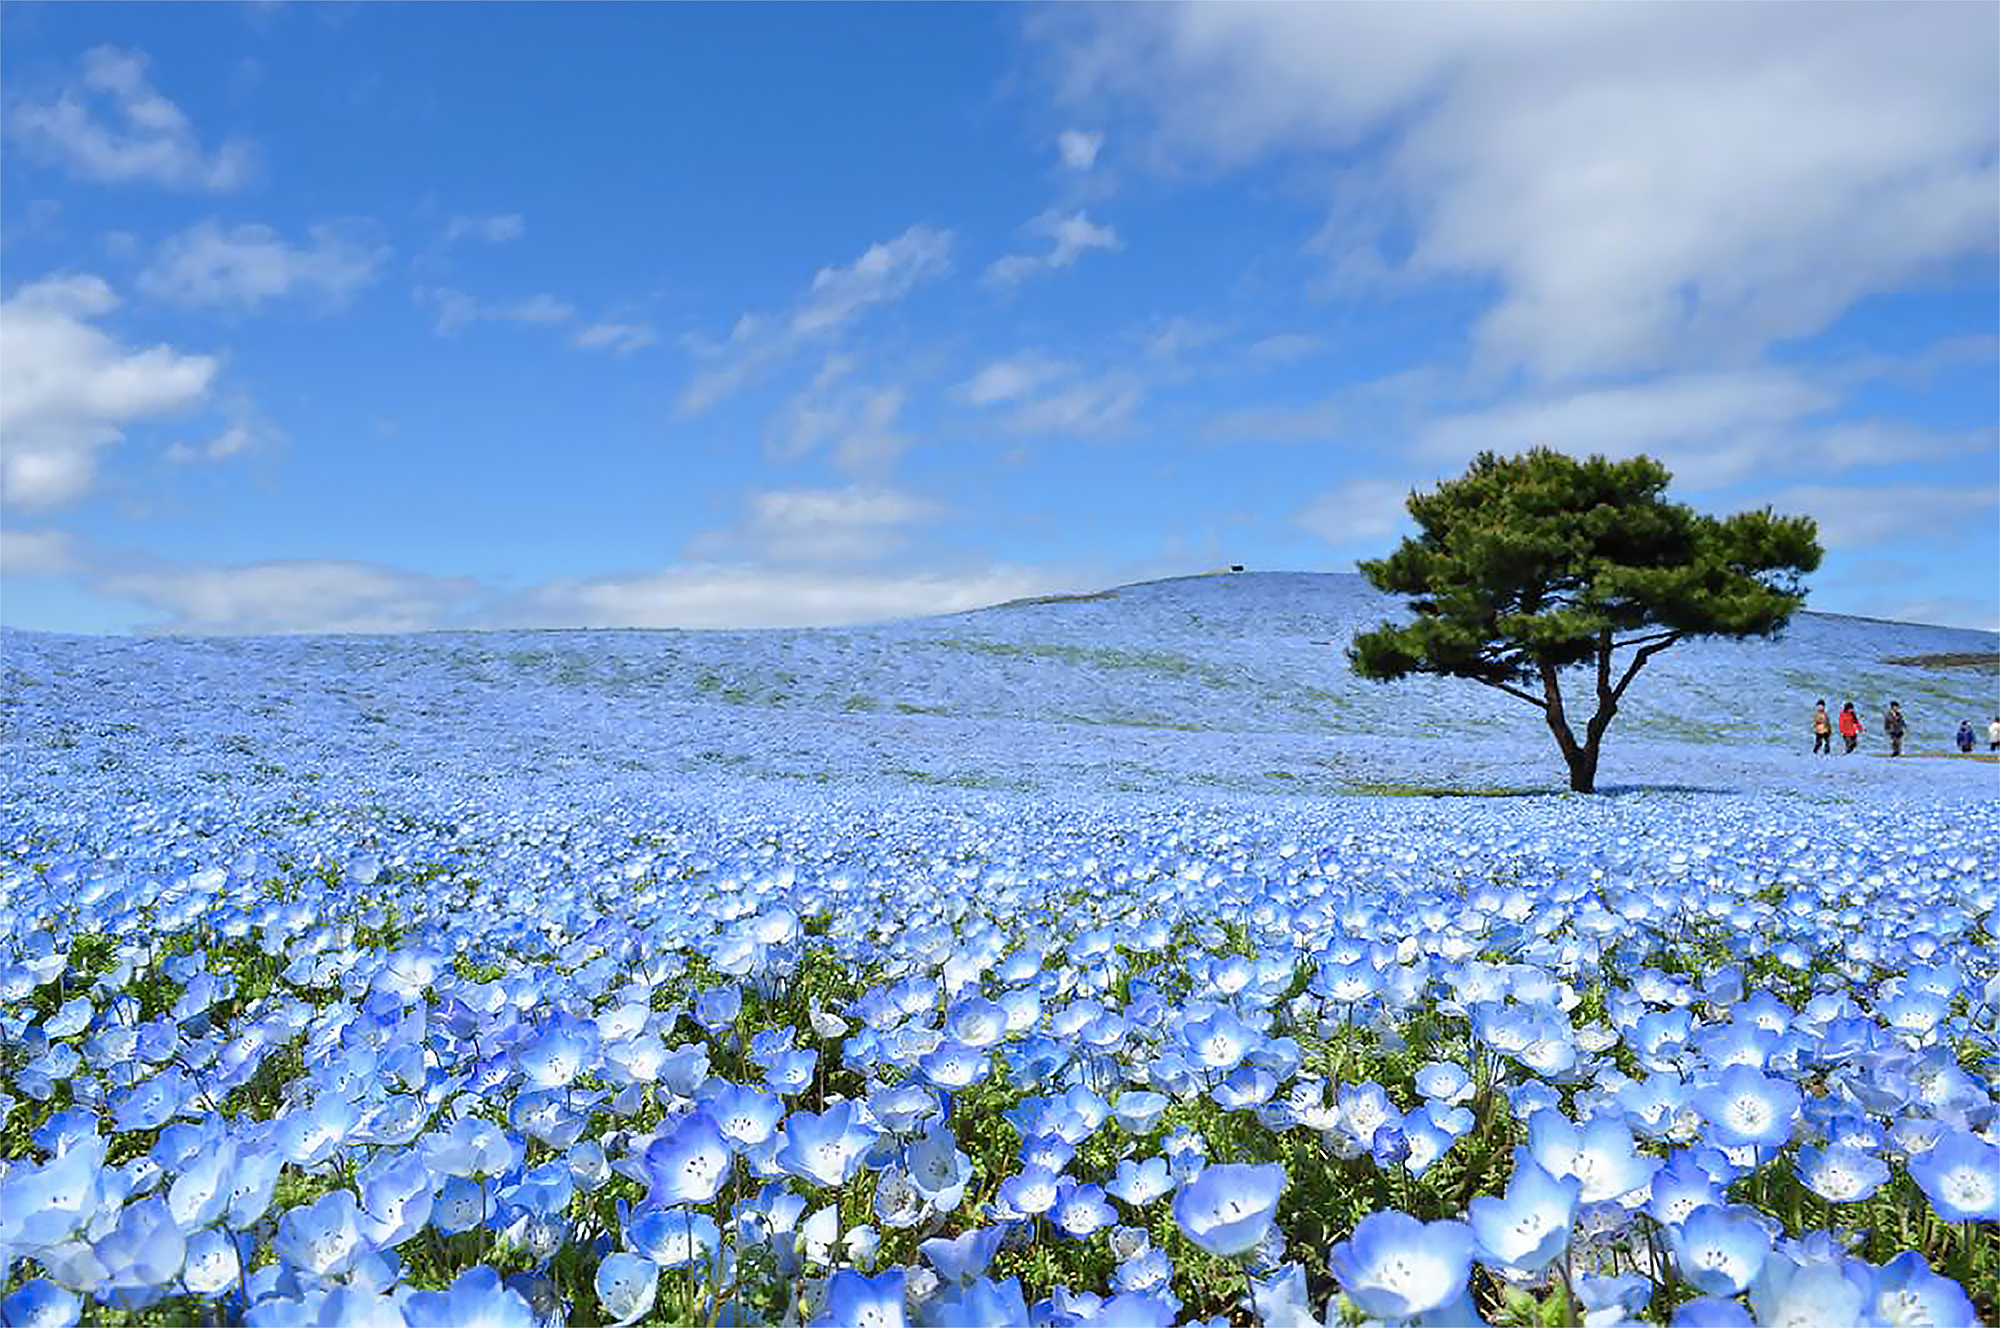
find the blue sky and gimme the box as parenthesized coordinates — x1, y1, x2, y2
(1, 2, 1995, 634)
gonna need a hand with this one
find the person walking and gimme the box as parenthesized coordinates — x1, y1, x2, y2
(1958, 721, 1976, 753)
(1811, 700, 1832, 755)
(1884, 701, 1907, 757)
(1838, 702, 1862, 754)
(1989, 716, 2000, 752)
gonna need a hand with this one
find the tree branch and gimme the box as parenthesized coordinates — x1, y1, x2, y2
(1610, 630, 1683, 651)
(1468, 676, 1550, 710)
(1610, 633, 1683, 701)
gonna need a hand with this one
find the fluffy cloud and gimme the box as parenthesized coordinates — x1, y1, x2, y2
(681, 224, 954, 413)
(0, 275, 217, 508)
(140, 220, 389, 311)
(0, 529, 80, 576)
(1772, 483, 2000, 551)
(98, 558, 482, 634)
(728, 485, 943, 564)
(1045, 5, 1999, 378)
(7, 46, 254, 190)
(1294, 479, 1413, 547)
(1415, 367, 1992, 491)
(986, 210, 1121, 287)
(418, 287, 575, 335)
(960, 353, 1073, 406)
(1057, 128, 1104, 170)
(571, 320, 658, 355)
(442, 213, 525, 245)
(500, 564, 1061, 631)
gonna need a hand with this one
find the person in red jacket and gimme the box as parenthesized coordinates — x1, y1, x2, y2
(1838, 701, 1863, 754)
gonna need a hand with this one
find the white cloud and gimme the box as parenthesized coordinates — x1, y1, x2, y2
(1773, 483, 2000, 550)
(571, 320, 657, 355)
(1418, 368, 1839, 488)
(1058, 129, 1104, 170)
(0, 275, 218, 509)
(681, 224, 953, 413)
(1412, 367, 1994, 493)
(986, 210, 1121, 287)
(140, 220, 388, 311)
(960, 353, 1073, 406)
(1046, 5, 1999, 378)
(0, 529, 79, 575)
(443, 213, 525, 245)
(772, 372, 913, 474)
(1006, 374, 1142, 436)
(1295, 479, 1412, 547)
(792, 225, 953, 337)
(98, 558, 480, 634)
(502, 564, 1061, 630)
(6, 46, 255, 190)
(740, 485, 942, 564)
(163, 399, 279, 466)
(418, 286, 575, 336)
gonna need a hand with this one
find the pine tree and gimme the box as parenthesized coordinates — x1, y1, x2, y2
(1349, 449, 1823, 793)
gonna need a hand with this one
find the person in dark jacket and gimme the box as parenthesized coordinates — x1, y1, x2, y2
(1884, 701, 1906, 757)
(1958, 721, 1977, 753)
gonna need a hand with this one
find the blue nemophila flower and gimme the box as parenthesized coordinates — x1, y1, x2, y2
(1328, 1212, 1477, 1321)
(707, 1082, 785, 1152)
(904, 1123, 972, 1211)
(873, 1166, 925, 1228)
(432, 1174, 491, 1235)
(1747, 1253, 1869, 1328)
(1052, 1179, 1117, 1239)
(919, 1040, 989, 1091)
(516, 1015, 598, 1090)
(1171, 1161, 1284, 1256)
(763, 1048, 818, 1095)
(1112, 1090, 1169, 1133)
(593, 1252, 658, 1328)
(776, 1101, 879, 1187)
(1670, 1297, 1755, 1327)
(1793, 1143, 1889, 1204)
(1908, 1129, 2000, 1221)
(1866, 1251, 1980, 1328)
(1468, 1158, 1579, 1273)
(180, 1227, 240, 1296)
(0, 1133, 106, 1249)
(1647, 1150, 1725, 1227)
(1181, 1008, 1256, 1073)
(92, 1194, 187, 1296)
(1524, 1110, 1658, 1203)
(925, 1275, 1030, 1328)
(1693, 1065, 1802, 1149)
(1, 1279, 80, 1328)
(817, 1267, 904, 1328)
(1667, 1204, 1770, 1296)
(996, 1162, 1061, 1217)
(271, 1189, 366, 1278)
(1021, 1131, 1075, 1175)
(626, 1205, 721, 1271)
(1108, 1156, 1175, 1208)
(643, 1111, 732, 1205)
(402, 1265, 536, 1328)
(921, 1224, 1005, 1287)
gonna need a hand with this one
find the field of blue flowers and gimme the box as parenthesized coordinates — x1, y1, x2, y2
(2, 573, 1995, 1327)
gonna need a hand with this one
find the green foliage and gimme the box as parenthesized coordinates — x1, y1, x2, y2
(1350, 449, 1821, 791)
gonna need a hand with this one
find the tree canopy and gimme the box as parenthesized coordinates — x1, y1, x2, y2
(1349, 449, 1823, 792)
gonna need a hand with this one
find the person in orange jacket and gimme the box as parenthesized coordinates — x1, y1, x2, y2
(1811, 700, 1832, 755)
(1838, 701, 1863, 754)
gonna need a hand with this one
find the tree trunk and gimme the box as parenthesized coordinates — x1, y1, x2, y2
(1564, 740, 1600, 793)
